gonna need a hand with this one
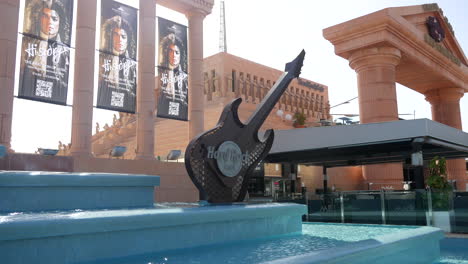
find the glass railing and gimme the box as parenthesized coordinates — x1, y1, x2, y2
(453, 192, 468, 233)
(275, 189, 468, 234)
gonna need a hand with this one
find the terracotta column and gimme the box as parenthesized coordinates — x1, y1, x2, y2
(0, 0, 20, 151)
(425, 88, 466, 189)
(186, 11, 206, 140)
(349, 46, 403, 189)
(70, 0, 97, 157)
(135, 0, 156, 160)
(425, 88, 464, 129)
(349, 46, 401, 123)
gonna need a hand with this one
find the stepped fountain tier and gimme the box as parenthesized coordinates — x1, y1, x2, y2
(0, 171, 306, 264)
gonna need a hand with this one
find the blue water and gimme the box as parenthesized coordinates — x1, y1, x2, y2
(82, 223, 425, 264)
(434, 238, 468, 264)
(78, 222, 467, 264)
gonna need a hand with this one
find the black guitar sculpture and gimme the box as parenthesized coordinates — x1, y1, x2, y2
(185, 50, 305, 203)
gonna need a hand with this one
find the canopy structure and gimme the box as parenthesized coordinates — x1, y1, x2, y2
(265, 119, 468, 167)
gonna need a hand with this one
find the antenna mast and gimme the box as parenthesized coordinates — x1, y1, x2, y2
(219, 1, 227, 52)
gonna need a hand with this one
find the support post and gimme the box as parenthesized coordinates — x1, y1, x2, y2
(411, 139, 425, 189)
(323, 166, 328, 195)
(186, 11, 206, 140)
(135, 0, 156, 160)
(0, 0, 20, 151)
(71, 0, 97, 158)
(340, 192, 345, 223)
(380, 189, 387, 224)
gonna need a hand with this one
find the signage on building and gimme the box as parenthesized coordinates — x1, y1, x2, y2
(156, 17, 189, 121)
(96, 0, 138, 113)
(18, 0, 74, 105)
(298, 78, 324, 92)
(426, 16, 445, 43)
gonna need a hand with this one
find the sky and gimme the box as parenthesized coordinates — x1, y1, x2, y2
(10, 0, 468, 153)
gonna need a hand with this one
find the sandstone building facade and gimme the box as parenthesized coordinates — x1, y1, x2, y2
(71, 52, 361, 198)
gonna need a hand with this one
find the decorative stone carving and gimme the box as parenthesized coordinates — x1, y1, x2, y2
(112, 114, 117, 126)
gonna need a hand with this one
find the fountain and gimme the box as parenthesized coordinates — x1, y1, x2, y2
(0, 51, 443, 263)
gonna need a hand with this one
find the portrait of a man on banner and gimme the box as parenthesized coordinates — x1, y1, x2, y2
(157, 17, 188, 121)
(96, 0, 138, 113)
(22, 0, 73, 46)
(18, 0, 73, 105)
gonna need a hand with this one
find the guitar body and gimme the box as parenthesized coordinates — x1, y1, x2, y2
(185, 50, 305, 203)
(185, 98, 274, 203)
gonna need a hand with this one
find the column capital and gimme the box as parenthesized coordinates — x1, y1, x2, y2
(185, 9, 208, 20)
(349, 46, 401, 71)
(425, 87, 464, 104)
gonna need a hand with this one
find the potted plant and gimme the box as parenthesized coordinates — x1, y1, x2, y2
(293, 112, 307, 128)
(427, 156, 453, 232)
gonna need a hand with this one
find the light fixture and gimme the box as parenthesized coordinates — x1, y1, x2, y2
(110, 146, 127, 158)
(403, 184, 409, 190)
(166, 150, 182, 162)
(0, 145, 6, 158)
(284, 114, 292, 121)
(38, 148, 59, 156)
(276, 109, 284, 118)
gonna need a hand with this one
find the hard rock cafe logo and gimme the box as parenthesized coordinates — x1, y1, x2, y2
(207, 141, 250, 177)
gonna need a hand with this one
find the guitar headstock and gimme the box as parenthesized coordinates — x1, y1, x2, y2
(284, 49, 305, 78)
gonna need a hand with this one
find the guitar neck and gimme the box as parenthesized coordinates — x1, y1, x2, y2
(246, 72, 293, 133)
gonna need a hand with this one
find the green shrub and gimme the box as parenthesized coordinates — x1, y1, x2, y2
(293, 112, 306, 126)
(427, 156, 452, 211)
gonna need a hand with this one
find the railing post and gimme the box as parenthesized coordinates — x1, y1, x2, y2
(427, 188, 433, 226)
(380, 189, 387, 225)
(305, 191, 309, 222)
(340, 192, 345, 223)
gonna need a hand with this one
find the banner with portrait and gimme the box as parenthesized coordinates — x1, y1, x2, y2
(22, 0, 74, 47)
(156, 17, 189, 121)
(96, 53, 137, 113)
(18, 35, 70, 105)
(96, 0, 138, 113)
(18, 0, 74, 105)
(99, 0, 138, 60)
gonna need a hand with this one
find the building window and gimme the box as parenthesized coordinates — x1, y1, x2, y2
(232, 70, 236, 92)
(203, 72, 209, 94)
(211, 70, 216, 92)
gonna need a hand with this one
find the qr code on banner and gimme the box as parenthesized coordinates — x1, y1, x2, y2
(168, 101, 179, 116)
(35, 79, 53, 98)
(111, 91, 124, 107)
